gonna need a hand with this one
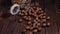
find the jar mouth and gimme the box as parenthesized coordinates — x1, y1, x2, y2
(10, 4, 20, 15)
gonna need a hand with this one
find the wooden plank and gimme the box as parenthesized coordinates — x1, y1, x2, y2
(1, 19, 10, 34)
(39, 28, 45, 34)
(55, 15, 60, 34)
(45, 3, 58, 34)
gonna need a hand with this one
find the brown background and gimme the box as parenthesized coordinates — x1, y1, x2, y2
(0, 0, 60, 34)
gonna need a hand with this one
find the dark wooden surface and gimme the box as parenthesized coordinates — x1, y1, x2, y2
(0, 0, 60, 34)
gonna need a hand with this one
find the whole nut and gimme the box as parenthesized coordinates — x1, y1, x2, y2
(28, 21, 32, 24)
(19, 19, 23, 22)
(33, 29, 38, 33)
(47, 16, 50, 19)
(43, 23, 46, 26)
(47, 23, 50, 26)
(38, 27, 42, 31)
(26, 26, 30, 29)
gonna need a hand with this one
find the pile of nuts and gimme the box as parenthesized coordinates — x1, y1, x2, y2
(18, 6, 50, 34)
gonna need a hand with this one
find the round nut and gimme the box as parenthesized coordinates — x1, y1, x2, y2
(37, 23, 40, 26)
(26, 26, 30, 29)
(42, 16, 46, 18)
(33, 29, 38, 33)
(38, 27, 42, 31)
(22, 29, 26, 32)
(47, 23, 50, 26)
(43, 23, 46, 26)
(29, 31, 33, 34)
(47, 16, 50, 19)
(19, 19, 23, 22)
(28, 21, 32, 24)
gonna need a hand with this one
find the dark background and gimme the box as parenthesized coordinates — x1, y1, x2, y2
(0, 0, 60, 34)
